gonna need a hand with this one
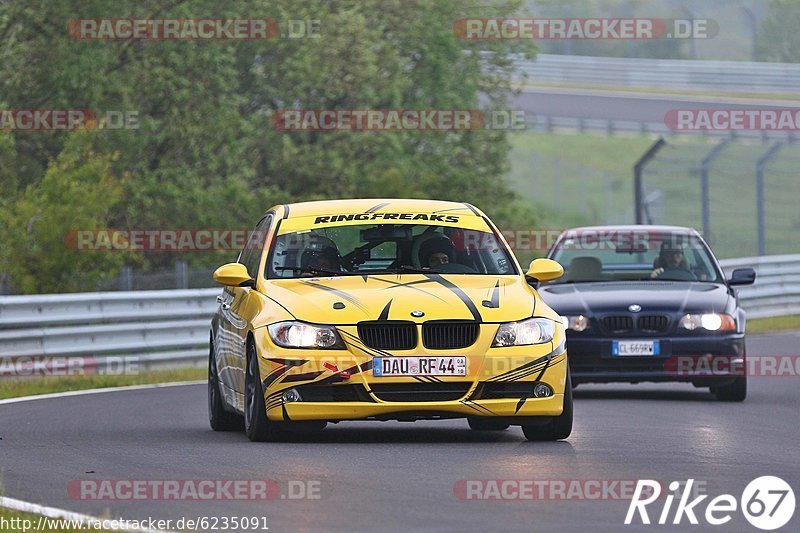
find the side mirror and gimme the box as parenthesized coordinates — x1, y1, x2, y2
(526, 258, 564, 282)
(728, 267, 756, 286)
(213, 263, 255, 288)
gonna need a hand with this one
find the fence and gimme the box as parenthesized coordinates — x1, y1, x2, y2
(637, 138, 800, 259)
(1, 254, 797, 376)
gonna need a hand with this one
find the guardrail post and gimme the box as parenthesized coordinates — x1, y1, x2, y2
(119, 267, 133, 291)
(176, 261, 188, 289)
(634, 137, 667, 224)
(756, 142, 784, 256)
(699, 139, 730, 245)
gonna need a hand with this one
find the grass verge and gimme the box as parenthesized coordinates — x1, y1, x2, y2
(747, 315, 800, 335)
(0, 367, 205, 400)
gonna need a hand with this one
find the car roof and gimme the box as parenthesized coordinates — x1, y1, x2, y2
(560, 224, 700, 235)
(276, 198, 483, 219)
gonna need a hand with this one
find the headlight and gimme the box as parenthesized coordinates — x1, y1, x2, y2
(564, 315, 590, 332)
(493, 317, 556, 347)
(267, 321, 345, 349)
(678, 313, 736, 332)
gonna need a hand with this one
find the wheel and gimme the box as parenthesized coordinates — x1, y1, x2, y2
(244, 340, 281, 442)
(521, 373, 573, 441)
(713, 377, 747, 402)
(208, 335, 243, 432)
(468, 418, 510, 431)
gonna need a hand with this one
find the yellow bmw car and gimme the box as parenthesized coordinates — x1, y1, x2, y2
(209, 199, 571, 441)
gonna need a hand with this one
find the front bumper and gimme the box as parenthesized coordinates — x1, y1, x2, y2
(254, 326, 568, 421)
(566, 334, 745, 385)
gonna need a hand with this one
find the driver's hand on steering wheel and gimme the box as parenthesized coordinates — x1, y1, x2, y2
(650, 267, 664, 279)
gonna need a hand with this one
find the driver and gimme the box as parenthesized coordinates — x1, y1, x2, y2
(419, 235, 456, 269)
(651, 242, 689, 279)
(300, 235, 342, 276)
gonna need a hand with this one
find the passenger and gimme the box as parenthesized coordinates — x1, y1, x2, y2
(419, 236, 456, 269)
(299, 236, 342, 276)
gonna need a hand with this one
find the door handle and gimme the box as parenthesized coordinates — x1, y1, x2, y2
(216, 295, 224, 303)
(222, 303, 231, 310)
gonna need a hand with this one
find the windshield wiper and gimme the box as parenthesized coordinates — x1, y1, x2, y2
(274, 266, 356, 277)
(370, 265, 432, 274)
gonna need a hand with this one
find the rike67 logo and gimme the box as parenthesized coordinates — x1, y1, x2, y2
(626, 477, 795, 530)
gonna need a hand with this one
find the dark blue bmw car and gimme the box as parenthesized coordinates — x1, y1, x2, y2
(538, 225, 756, 401)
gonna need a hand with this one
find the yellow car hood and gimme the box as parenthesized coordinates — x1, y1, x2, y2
(264, 274, 539, 324)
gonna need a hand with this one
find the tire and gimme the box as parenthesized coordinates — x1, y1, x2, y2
(208, 335, 243, 432)
(713, 377, 747, 402)
(244, 340, 281, 442)
(521, 374, 573, 441)
(468, 418, 510, 431)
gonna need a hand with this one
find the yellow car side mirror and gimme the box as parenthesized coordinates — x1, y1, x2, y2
(213, 263, 255, 287)
(526, 258, 564, 282)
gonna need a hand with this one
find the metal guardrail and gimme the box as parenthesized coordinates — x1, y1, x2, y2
(0, 289, 217, 373)
(524, 114, 798, 143)
(719, 255, 800, 319)
(513, 54, 800, 94)
(0, 255, 797, 375)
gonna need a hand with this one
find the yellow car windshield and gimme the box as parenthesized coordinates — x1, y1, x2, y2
(268, 222, 517, 278)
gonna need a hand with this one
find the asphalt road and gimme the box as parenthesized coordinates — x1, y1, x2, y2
(512, 88, 796, 124)
(1, 332, 799, 533)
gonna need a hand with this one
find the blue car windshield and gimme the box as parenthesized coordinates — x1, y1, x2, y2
(547, 230, 724, 283)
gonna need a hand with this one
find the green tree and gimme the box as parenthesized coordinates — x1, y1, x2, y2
(0, 0, 538, 293)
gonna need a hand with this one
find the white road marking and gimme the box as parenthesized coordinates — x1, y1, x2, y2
(0, 381, 205, 531)
(0, 381, 204, 406)
(0, 495, 177, 533)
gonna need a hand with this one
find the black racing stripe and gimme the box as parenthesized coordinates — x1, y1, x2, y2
(283, 204, 290, 217)
(265, 358, 309, 366)
(482, 280, 501, 308)
(467, 400, 497, 416)
(461, 400, 494, 416)
(424, 274, 482, 322)
(375, 278, 448, 302)
(487, 353, 551, 382)
(339, 330, 394, 358)
(282, 403, 291, 421)
(281, 370, 325, 383)
(301, 281, 369, 312)
(365, 201, 391, 213)
(265, 294, 297, 320)
(262, 365, 291, 390)
(378, 299, 392, 321)
(432, 206, 471, 214)
(462, 202, 480, 215)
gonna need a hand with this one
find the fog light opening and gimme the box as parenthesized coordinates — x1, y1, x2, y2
(533, 383, 553, 398)
(282, 388, 302, 403)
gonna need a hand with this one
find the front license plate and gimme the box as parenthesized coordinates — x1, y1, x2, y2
(372, 356, 467, 377)
(613, 340, 659, 356)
